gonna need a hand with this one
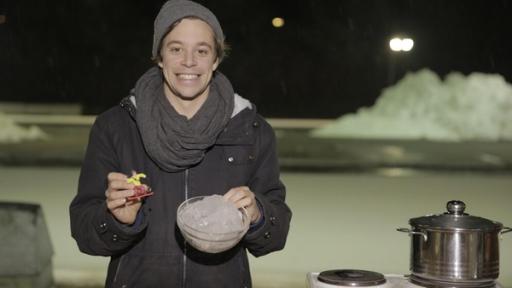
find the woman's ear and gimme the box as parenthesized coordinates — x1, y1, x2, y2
(212, 58, 219, 71)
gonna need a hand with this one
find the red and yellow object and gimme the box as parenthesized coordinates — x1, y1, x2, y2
(127, 172, 154, 201)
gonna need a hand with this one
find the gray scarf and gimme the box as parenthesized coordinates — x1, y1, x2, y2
(133, 66, 234, 172)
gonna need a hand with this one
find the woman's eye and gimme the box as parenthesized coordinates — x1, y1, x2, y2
(169, 47, 182, 54)
(197, 49, 209, 56)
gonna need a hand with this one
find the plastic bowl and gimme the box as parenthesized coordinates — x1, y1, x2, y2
(177, 196, 250, 253)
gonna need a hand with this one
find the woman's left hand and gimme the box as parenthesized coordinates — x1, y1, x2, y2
(224, 186, 261, 224)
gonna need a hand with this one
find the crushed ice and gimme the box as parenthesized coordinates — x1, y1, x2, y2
(180, 195, 244, 234)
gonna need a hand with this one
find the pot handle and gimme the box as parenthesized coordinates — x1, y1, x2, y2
(501, 227, 512, 236)
(397, 228, 428, 241)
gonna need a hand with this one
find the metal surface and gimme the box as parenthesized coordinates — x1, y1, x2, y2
(446, 200, 466, 215)
(410, 228, 500, 281)
(397, 228, 428, 241)
(401, 200, 511, 285)
(410, 274, 496, 288)
(317, 270, 386, 286)
(501, 227, 512, 235)
(409, 200, 503, 230)
(307, 273, 422, 288)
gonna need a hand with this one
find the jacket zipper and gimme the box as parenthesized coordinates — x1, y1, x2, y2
(182, 168, 189, 288)
(113, 255, 124, 285)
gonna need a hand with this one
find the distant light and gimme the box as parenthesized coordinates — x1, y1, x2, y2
(402, 38, 414, 51)
(272, 17, 285, 28)
(389, 37, 414, 52)
(389, 38, 402, 51)
(0, 15, 6, 25)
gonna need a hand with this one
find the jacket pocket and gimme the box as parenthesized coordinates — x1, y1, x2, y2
(222, 146, 256, 187)
(222, 146, 256, 166)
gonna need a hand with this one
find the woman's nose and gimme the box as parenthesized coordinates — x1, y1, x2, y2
(181, 50, 196, 67)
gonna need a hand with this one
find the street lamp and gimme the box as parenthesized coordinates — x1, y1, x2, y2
(389, 37, 414, 52)
(387, 36, 414, 84)
(272, 17, 285, 28)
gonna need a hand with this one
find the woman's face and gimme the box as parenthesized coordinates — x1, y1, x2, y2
(158, 18, 219, 102)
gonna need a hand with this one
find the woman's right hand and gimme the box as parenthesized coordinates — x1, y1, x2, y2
(105, 172, 142, 224)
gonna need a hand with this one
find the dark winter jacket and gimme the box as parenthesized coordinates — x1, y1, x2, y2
(69, 97, 291, 288)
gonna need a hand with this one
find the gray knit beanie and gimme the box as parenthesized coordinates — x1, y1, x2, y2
(152, 0, 224, 59)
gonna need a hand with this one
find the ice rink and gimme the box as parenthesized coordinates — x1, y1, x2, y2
(1, 166, 512, 287)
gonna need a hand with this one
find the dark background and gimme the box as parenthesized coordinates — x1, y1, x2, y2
(1, 0, 511, 117)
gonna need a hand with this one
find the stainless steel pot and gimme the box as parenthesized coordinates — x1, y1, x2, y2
(398, 200, 512, 288)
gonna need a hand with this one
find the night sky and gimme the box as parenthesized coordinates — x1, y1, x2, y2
(1, 0, 511, 118)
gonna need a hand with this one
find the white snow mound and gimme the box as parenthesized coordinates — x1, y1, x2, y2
(312, 69, 512, 141)
(0, 112, 47, 143)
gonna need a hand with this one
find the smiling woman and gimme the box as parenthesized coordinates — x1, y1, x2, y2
(157, 18, 219, 118)
(69, 1, 291, 288)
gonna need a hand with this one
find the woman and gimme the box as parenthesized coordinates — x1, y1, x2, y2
(69, 1, 292, 287)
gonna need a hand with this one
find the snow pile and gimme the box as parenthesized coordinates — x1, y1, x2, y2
(312, 69, 512, 141)
(0, 112, 47, 143)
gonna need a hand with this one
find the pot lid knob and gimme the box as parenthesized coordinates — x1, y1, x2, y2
(446, 200, 466, 215)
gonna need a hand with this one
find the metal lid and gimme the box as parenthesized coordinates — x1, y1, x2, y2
(409, 200, 503, 231)
(318, 269, 386, 286)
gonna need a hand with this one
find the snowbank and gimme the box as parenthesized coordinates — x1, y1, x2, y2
(312, 69, 512, 141)
(0, 112, 47, 143)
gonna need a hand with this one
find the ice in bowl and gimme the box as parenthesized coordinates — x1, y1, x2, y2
(177, 195, 250, 253)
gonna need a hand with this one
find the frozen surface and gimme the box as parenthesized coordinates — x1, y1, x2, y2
(0, 112, 47, 143)
(180, 195, 244, 234)
(312, 69, 512, 141)
(2, 167, 512, 287)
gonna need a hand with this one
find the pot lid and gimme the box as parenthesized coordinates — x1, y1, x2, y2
(409, 200, 503, 230)
(317, 269, 386, 286)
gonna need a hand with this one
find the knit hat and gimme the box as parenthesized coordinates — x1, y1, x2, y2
(152, 0, 224, 59)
